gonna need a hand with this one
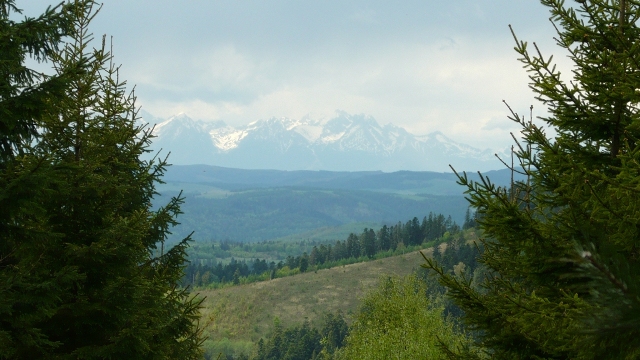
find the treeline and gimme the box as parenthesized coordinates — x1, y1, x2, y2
(306, 211, 467, 264)
(207, 312, 348, 360)
(253, 312, 348, 360)
(186, 238, 324, 271)
(184, 211, 475, 288)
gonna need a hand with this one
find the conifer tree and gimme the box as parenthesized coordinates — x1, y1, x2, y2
(0, 0, 79, 163)
(0, 1, 203, 358)
(359, 228, 376, 258)
(424, 1, 640, 358)
(0, 0, 91, 355)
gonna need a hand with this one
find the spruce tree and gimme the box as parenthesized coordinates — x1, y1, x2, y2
(424, 1, 640, 359)
(0, 0, 79, 163)
(0, 1, 203, 358)
(0, 0, 89, 356)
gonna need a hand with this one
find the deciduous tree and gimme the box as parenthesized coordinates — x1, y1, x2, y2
(335, 275, 469, 360)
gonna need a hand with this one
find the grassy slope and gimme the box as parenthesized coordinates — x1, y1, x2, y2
(197, 248, 434, 350)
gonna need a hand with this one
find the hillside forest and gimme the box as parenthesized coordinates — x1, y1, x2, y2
(2, 0, 640, 360)
(183, 211, 470, 288)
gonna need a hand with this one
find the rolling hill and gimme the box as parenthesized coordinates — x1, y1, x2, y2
(196, 247, 435, 357)
(155, 165, 521, 243)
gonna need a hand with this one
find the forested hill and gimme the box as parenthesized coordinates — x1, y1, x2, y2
(161, 165, 523, 195)
(183, 210, 468, 288)
(155, 165, 523, 243)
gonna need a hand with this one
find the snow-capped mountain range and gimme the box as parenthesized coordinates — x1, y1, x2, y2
(141, 110, 507, 172)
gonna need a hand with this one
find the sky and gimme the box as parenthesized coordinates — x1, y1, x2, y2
(21, 1, 572, 150)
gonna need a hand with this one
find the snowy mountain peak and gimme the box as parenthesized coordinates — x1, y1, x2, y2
(154, 113, 198, 134)
(324, 112, 379, 130)
(145, 111, 505, 172)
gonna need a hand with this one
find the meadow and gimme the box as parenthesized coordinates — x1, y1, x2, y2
(196, 248, 435, 357)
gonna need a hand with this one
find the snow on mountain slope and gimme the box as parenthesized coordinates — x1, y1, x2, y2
(208, 126, 247, 151)
(144, 111, 507, 172)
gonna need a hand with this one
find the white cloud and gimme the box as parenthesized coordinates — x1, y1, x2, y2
(22, 0, 568, 151)
(134, 34, 558, 150)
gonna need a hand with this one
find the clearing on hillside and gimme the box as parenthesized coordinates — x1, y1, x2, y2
(197, 247, 434, 353)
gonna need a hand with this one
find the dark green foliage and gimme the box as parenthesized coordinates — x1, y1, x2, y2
(422, 213, 449, 242)
(232, 269, 241, 285)
(254, 319, 321, 360)
(254, 313, 348, 360)
(0, 0, 81, 163)
(359, 228, 376, 258)
(183, 212, 461, 287)
(375, 225, 391, 252)
(0, 2, 202, 358)
(424, 0, 640, 358)
(462, 207, 476, 230)
(345, 233, 360, 259)
(319, 312, 349, 355)
(418, 232, 483, 322)
(407, 217, 422, 245)
(298, 253, 309, 273)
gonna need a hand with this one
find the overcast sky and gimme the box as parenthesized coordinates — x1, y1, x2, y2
(21, 1, 570, 150)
